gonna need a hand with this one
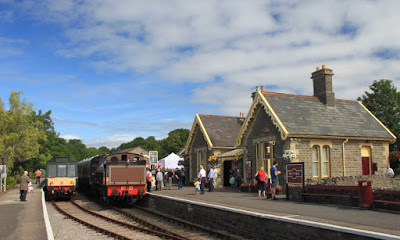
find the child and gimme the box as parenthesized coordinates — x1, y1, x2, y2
(194, 178, 200, 195)
(229, 175, 235, 189)
(28, 181, 33, 193)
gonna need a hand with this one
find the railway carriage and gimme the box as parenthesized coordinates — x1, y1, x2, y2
(78, 153, 147, 204)
(43, 157, 78, 201)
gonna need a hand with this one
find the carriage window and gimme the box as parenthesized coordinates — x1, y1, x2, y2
(67, 165, 76, 177)
(48, 165, 57, 177)
(58, 165, 66, 177)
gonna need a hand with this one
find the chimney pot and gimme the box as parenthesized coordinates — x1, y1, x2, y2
(316, 66, 322, 71)
(256, 86, 260, 91)
(322, 64, 327, 69)
(261, 85, 265, 92)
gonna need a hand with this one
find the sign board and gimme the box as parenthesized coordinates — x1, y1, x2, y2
(149, 151, 158, 165)
(286, 162, 304, 185)
(245, 161, 252, 180)
(0, 165, 6, 178)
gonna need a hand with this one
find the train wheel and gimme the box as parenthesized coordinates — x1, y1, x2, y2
(45, 192, 51, 202)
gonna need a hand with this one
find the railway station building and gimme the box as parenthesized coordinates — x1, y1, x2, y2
(184, 114, 244, 188)
(185, 65, 396, 188)
(237, 65, 396, 184)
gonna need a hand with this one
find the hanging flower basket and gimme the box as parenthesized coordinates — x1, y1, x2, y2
(283, 150, 296, 160)
(208, 155, 219, 166)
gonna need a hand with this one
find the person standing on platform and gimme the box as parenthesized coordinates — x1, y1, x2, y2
(35, 169, 41, 184)
(180, 167, 186, 186)
(19, 171, 31, 201)
(208, 165, 214, 192)
(255, 167, 267, 198)
(213, 166, 218, 189)
(386, 165, 395, 178)
(167, 169, 173, 190)
(146, 165, 152, 192)
(198, 164, 206, 194)
(270, 161, 281, 200)
(175, 168, 183, 190)
(156, 168, 163, 191)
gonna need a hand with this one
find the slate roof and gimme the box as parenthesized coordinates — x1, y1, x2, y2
(199, 115, 244, 147)
(264, 92, 395, 140)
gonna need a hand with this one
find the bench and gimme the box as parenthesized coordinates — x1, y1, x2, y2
(374, 200, 400, 206)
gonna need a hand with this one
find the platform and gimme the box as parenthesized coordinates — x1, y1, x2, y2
(150, 185, 400, 238)
(0, 184, 49, 240)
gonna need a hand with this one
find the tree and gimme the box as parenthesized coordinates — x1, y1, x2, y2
(358, 79, 400, 149)
(0, 91, 46, 172)
(98, 146, 110, 155)
(163, 128, 190, 154)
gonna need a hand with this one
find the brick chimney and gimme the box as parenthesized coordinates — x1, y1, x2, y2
(311, 65, 335, 107)
(251, 86, 260, 100)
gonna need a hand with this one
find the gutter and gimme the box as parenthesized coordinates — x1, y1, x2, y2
(342, 139, 348, 176)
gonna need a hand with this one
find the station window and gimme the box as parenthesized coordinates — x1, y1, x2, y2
(255, 143, 259, 171)
(262, 142, 272, 174)
(312, 145, 330, 178)
(322, 146, 330, 178)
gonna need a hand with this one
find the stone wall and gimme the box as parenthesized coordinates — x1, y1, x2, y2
(145, 194, 377, 240)
(189, 125, 209, 182)
(293, 140, 390, 179)
(305, 174, 400, 190)
(243, 106, 286, 184)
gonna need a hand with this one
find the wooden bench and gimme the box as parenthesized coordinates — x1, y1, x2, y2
(374, 200, 400, 206)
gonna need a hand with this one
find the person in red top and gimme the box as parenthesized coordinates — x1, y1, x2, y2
(255, 167, 268, 198)
(35, 169, 41, 184)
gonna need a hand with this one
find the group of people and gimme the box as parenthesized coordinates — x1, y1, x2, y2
(146, 167, 186, 192)
(255, 161, 281, 200)
(194, 164, 218, 195)
(229, 165, 241, 189)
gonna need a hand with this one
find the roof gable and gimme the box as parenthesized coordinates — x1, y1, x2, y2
(237, 91, 396, 145)
(185, 114, 244, 153)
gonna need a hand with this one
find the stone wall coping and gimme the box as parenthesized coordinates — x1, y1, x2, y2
(150, 193, 400, 240)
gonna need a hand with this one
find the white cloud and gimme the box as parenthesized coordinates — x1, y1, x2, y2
(10, 0, 400, 117)
(84, 134, 137, 149)
(60, 134, 80, 140)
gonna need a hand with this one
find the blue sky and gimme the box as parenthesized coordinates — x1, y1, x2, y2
(1, 0, 400, 148)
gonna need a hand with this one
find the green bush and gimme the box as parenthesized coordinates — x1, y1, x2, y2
(5, 176, 18, 189)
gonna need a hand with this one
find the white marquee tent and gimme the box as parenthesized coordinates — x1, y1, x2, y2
(158, 152, 183, 169)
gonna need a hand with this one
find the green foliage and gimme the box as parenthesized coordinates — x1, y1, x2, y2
(114, 129, 189, 159)
(358, 79, 400, 150)
(6, 175, 18, 189)
(0, 91, 46, 171)
(0, 91, 189, 174)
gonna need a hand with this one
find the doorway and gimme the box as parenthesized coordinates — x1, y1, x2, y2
(361, 147, 371, 175)
(223, 160, 233, 186)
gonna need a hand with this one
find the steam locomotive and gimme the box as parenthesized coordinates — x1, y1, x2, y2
(78, 153, 147, 204)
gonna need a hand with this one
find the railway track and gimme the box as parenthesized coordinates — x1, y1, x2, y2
(52, 200, 186, 240)
(122, 204, 243, 240)
(53, 195, 242, 240)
